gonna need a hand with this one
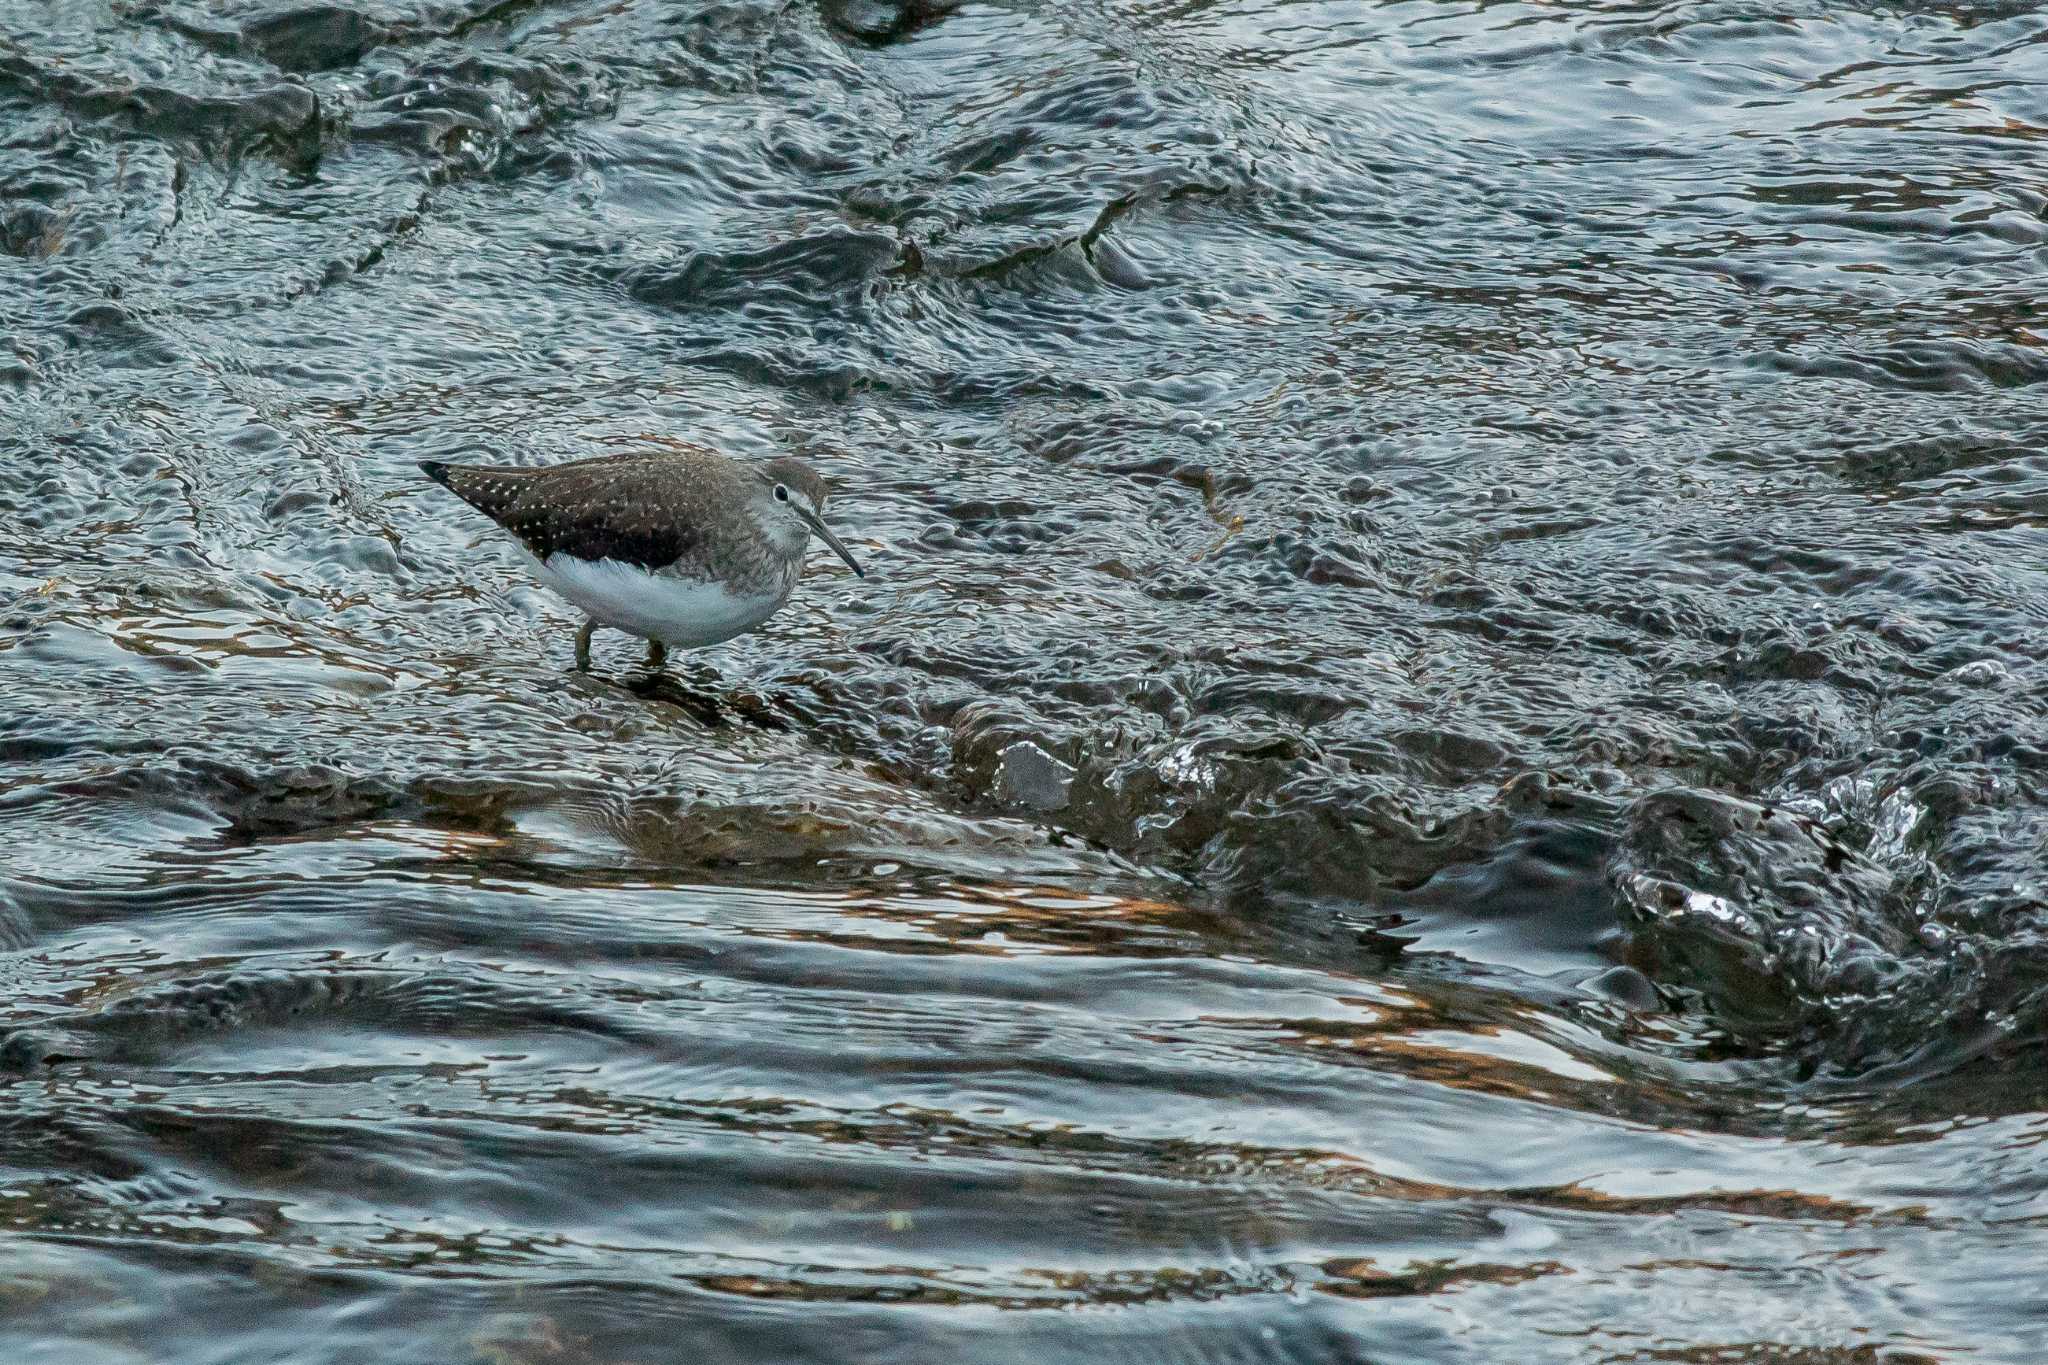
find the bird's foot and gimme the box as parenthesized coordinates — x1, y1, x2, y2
(574, 620, 595, 672)
(644, 638, 669, 670)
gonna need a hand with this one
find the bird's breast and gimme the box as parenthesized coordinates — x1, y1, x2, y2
(524, 551, 788, 646)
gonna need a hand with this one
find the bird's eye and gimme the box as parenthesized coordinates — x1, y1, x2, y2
(773, 483, 790, 503)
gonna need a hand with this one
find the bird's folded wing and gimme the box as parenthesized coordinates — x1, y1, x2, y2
(426, 456, 707, 571)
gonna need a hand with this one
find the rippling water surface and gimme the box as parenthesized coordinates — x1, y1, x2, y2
(4, 0, 2048, 1359)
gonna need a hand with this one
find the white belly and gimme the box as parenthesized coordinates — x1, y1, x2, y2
(520, 550, 786, 647)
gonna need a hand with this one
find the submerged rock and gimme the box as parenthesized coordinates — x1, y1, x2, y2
(242, 5, 393, 73)
(1610, 788, 1911, 1050)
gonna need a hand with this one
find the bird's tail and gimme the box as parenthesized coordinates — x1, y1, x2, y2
(418, 460, 454, 488)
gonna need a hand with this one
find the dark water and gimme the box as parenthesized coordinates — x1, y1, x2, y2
(3, 0, 2047, 1358)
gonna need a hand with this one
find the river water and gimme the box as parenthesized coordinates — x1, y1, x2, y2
(3, 0, 2047, 1360)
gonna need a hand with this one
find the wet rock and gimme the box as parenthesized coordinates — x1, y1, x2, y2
(0, 203, 64, 259)
(0, 886, 33, 952)
(0, 1027, 89, 1071)
(1610, 788, 1907, 1043)
(619, 227, 902, 312)
(10, 42, 323, 157)
(1872, 613, 1938, 653)
(58, 302, 183, 366)
(88, 970, 353, 1042)
(72, 756, 415, 840)
(995, 740, 1075, 812)
(1587, 965, 1662, 1012)
(1944, 659, 2011, 688)
(242, 5, 392, 73)
(820, 0, 960, 44)
(1088, 234, 1150, 290)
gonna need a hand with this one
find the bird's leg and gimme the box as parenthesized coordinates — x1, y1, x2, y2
(574, 620, 596, 672)
(644, 638, 669, 670)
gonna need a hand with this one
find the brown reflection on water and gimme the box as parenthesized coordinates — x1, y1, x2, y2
(765, 880, 1211, 958)
(1316, 1254, 1569, 1300)
(1597, 1345, 1942, 1365)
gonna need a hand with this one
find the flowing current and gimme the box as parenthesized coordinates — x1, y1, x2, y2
(3, 1, 2047, 1360)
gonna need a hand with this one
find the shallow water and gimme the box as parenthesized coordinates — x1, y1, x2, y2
(3, 0, 2047, 1359)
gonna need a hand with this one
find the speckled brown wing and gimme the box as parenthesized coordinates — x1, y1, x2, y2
(420, 453, 715, 572)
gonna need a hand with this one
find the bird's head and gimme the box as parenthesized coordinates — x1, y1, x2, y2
(754, 456, 864, 578)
